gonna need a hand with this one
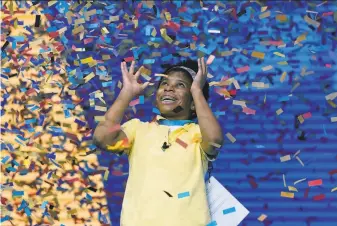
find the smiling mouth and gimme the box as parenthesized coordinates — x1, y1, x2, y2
(160, 96, 177, 104)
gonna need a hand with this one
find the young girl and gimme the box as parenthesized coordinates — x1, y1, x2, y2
(93, 57, 223, 226)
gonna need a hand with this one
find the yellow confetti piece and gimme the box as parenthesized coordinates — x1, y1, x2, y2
(101, 27, 109, 35)
(258, 214, 267, 222)
(252, 82, 269, 88)
(84, 72, 95, 83)
(274, 52, 285, 57)
(251, 51, 265, 59)
(165, 12, 171, 20)
(280, 154, 290, 162)
(72, 25, 84, 35)
(291, 82, 300, 92)
(276, 14, 288, 22)
(151, 27, 157, 36)
(233, 80, 240, 89)
(226, 132, 236, 143)
(276, 108, 283, 115)
(288, 186, 298, 192)
(209, 142, 222, 148)
(294, 178, 306, 185)
(94, 116, 105, 122)
(295, 32, 307, 45)
(331, 117, 337, 122)
(233, 100, 247, 107)
(104, 170, 109, 180)
(118, 81, 123, 89)
(154, 73, 168, 77)
(298, 115, 304, 124)
(74, 18, 85, 25)
(221, 51, 233, 57)
(295, 156, 304, 166)
(160, 28, 173, 44)
(331, 187, 337, 192)
(280, 191, 294, 198)
(259, 11, 270, 19)
(262, 65, 273, 71)
(81, 57, 94, 64)
(48, 0, 57, 6)
(327, 100, 337, 108)
(304, 15, 320, 27)
(261, 6, 268, 12)
(278, 61, 288, 65)
(95, 106, 107, 112)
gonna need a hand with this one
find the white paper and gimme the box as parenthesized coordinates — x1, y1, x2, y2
(206, 176, 249, 226)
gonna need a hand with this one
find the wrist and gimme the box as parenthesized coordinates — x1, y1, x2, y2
(119, 89, 135, 102)
(190, 87, 203, 95)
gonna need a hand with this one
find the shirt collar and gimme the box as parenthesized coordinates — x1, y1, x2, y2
(155, 115, 196, 126)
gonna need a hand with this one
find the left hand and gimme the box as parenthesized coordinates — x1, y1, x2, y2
(191, 57, 208, 92)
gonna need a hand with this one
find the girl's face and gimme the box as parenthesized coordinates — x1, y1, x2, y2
(155, 71, 195, 120)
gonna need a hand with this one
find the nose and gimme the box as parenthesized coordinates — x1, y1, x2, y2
(163, 83, 174, 92)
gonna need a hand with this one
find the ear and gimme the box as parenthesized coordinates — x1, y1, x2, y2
(190, 100, 195, 111)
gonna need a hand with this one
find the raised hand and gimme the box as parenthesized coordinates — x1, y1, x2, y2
(120, 61, 150, 98)
(191, 57, 208, 92)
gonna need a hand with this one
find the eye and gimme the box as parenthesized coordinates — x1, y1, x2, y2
(177, 82, 185, 88)
(160, 81, 167, 86)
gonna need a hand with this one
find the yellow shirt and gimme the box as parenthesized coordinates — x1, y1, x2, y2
(107, 115, 213, 226)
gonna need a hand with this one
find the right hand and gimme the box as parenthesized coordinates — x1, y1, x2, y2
(120, 61, 150, 98)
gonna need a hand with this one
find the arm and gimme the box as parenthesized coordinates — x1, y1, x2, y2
(191, 88, 224, 156)
(93, 61, 149, 150)
(93, 89, 133, 149)
(190, 57, 224, 157)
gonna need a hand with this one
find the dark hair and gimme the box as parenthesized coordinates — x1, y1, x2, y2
(157, 59, 210, 119)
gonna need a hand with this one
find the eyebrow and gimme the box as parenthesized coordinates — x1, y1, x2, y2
(161, 78, 189, 84)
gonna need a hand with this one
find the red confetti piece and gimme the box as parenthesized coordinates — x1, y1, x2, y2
(325, 64, 331, 68)
(236, 65, 250, 73)
(313, 194, 325, 201)
(328, 169, 337, 175)
(322, 12, 333, 16)
(124, 57, 134, 62)
(178, 6, 187, 13)
(269, 40, 283, 46)
(49, 31, 59, 39)
(302, 112, 312, 119)
(84, 38, 94, 44)
(243, 107, 256, 115)
(308, 179, 322, 187)
(176, 138, 188, 149)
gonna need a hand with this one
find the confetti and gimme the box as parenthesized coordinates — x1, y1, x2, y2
(280, 155, 291, 162)
(281, 191, 294, 198)
(295, 156, 304, 166)
(223, 207, 236, 215)
(288, 186, 298, 192)
(258, 214, 267, 222)
(226, 132, 236, 143)
(176, 138, 188, 149)
(313, 194, 325, 201)
(308, 179, 323, 187)
(251, 51, 265, 59)
(178, 191, 190, 199)
(294, 178, 307, 185)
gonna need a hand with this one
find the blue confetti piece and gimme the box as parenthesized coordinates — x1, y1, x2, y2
(41, 201, 48, 209)
(7, 167, 16, 172)
(1, 156, 10, 164)
(86, 193, 92, 201)
(18, 199, 28, 211)
(12, 160, 19, 166)
(178, 191, 190, 199)
(24, 207, 31, 216)
(0, 216, 10, 223)
(75, 118, 86, 127)
(223, 206, 236, 215)
(207, 221, 217, 226)
(13, 190, 24, 197)
(25, 118, 36, 124)
(139, 95, 144, 104)
(152, 107, 160, 114)
(143, 59, 155, 64)
(64, 109, 71, 118)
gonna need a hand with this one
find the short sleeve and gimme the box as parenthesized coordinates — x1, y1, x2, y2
(106, 118, 141, 155)
(191, 124, 219, 162)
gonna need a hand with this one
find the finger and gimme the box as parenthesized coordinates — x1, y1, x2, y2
(197, 58, 202, 73)
(129, 61, 135, 75)
(141, 81, 150, 90)
(121, 62, 127, 76)
(201, 57, 206, 75)
(135, 65, 143, 80)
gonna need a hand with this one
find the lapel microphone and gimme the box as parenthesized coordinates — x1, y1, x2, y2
(162, 142, 171, 151)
